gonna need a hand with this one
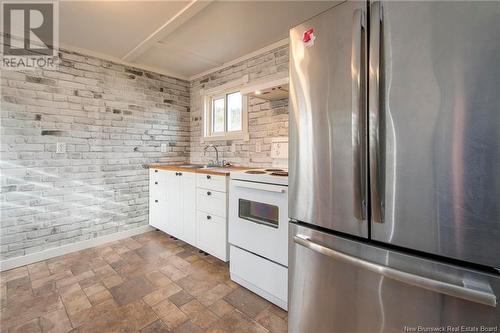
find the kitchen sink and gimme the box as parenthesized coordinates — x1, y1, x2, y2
(177, 164, 207, 169)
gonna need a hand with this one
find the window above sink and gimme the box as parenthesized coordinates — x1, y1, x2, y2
(202, 77, 249, 142)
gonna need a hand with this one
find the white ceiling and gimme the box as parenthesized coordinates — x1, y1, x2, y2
(59, 1, 336, 79)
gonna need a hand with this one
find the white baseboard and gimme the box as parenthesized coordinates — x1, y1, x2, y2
(0, 225, 154, 272)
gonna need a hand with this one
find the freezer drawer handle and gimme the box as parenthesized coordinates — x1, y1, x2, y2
(233, 180, 285, 193)
(293, 234, 497, 307)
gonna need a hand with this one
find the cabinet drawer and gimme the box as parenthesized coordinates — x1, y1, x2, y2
(197, 188, 226, 218)
(196, 173, 227, 192)
(197, 211, 227, 261)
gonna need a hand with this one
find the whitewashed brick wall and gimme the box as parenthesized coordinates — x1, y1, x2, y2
(189, 44, 289, 167)
(0, 43, 289, 261)
(0, 50, 190, 260)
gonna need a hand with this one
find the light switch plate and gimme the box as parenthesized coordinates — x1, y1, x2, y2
(161, 143, 167, 153)
(255, 142, 261, 153)
(56, 142, 66, 153)
(231, 143, 236, 152)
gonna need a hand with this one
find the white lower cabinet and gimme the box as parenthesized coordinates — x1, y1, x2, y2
(149, 169, 167, 230)
(149, 169, 228, 261)
(196, 211, 227, 261)
(181, 172, 196, 245)
(164, 170, 182, 237)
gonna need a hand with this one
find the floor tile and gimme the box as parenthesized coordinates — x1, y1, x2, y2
(140, 320, 172, 333)
(109, 276, 155, 305)
(224, 288, 271, 319)
(209, 299, 235, 318)
(61, 289, 92, 315)
(122, 299, 158, 331)
(176, 274, 218, 297)
(180, 300, 218, 329)
(255, 308, 287, 333)
(143, 283, 182, 306)
(196, 283, 233, 306)
(8, 318, 42, 333)
(173, 320, 204, 333)
(39, 309, 73, 333)
(88, 289, 113, 305)
(169, 290, 194, 307)
(152, 299, 188, 330)
(205, 309, 269, 333)
(101, 273, 123, 289)
(0, 231, 286, 333)
(146, 271, 173, 288)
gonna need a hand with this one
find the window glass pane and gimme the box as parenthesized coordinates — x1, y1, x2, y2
(212, 98, 225, 133)
(227, 92, 242, 131)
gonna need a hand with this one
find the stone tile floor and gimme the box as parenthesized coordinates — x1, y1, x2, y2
(0, 231, 288, 333)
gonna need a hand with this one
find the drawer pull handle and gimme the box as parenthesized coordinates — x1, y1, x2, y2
(207, 191, 211, 196)
(206, 215, 212, 220)
(155, 200, 158, 203)
(175, 172, 179, 176)
(154, 182, 158, 185)
(207, 175, 211, 179)
(179, 172, 182, 176)
(155, 170, 158, 173)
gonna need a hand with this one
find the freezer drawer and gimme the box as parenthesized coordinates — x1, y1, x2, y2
(230, 246, 288, 310)
(289, 223, 500, 333)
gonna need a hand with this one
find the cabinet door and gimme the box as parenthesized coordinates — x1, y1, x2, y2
(149, 195, 163, 229)
(197, 211, 227, 261)
(149, 169, 167, 230)
(181, 172, 196, 245)
(165, 171, 182, 238)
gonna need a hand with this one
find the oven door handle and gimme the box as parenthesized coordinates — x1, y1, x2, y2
(232, 180, 286, 193)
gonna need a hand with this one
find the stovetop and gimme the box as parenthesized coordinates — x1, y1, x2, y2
(230, 168, 289, 186)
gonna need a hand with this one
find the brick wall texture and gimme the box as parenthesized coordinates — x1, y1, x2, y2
(189, 44, 289, 166)
(0, 44, 289, 261)
(0, 50, 190, 260)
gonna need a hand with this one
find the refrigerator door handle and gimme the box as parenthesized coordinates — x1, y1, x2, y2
(369, 1, 384, 223)
(293, 234, 497, 307)
(351, 8, 367, 221)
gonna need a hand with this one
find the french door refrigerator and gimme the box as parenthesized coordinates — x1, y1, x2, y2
(288, 1, 500, 332)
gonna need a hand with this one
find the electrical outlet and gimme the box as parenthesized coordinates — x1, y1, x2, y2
(271, 138, 288, 159)
(56, 142, 66, 153)
(161, 143, 167, 153)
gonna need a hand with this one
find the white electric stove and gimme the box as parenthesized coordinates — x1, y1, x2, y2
(228, 168, 289, 310)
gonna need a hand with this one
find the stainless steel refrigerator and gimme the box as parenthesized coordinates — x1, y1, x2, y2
(288, 1, 500, 332)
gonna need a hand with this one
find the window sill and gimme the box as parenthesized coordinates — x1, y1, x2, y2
(202, 132, 249, 142)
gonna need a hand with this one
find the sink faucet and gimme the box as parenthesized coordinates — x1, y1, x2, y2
(204, 144, 221, 167)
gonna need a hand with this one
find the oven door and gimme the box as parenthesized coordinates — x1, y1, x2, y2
(229, 179, 288, 266)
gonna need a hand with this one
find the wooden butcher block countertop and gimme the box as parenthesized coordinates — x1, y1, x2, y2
(146, 164, 253, 176)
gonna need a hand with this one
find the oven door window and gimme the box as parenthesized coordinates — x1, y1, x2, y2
(238, 199, 279, 228)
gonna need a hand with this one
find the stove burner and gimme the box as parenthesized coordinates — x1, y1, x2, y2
(271, 171, 288, 177)
(264, 168, 283, 172)
(245, 170, 266, 174)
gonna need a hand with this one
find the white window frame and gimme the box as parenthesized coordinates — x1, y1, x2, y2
(202, 78, 249, 142)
